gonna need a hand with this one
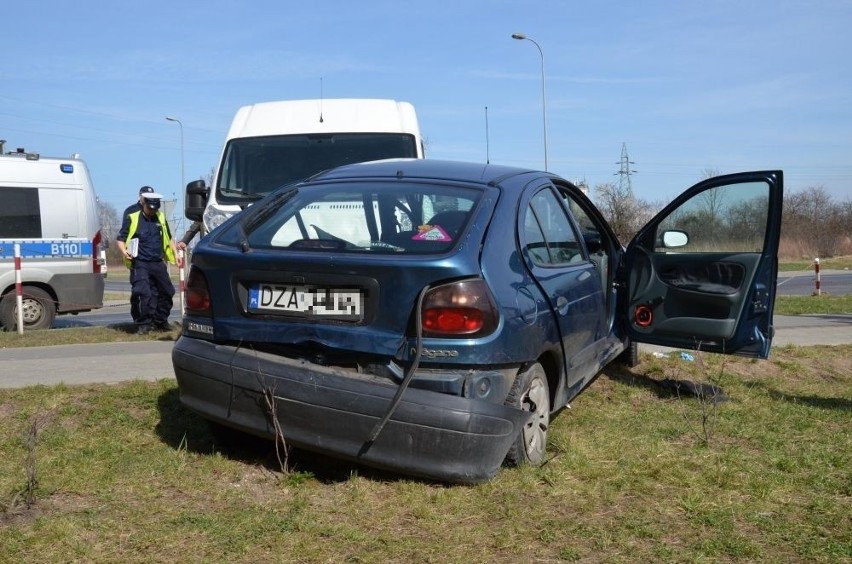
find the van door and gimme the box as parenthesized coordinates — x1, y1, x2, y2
(623, 171, 783, 358)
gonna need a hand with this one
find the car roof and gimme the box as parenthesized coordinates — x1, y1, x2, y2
(307, 158, 543, 187)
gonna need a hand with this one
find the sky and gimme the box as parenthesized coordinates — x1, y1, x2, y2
(2, 0, 850, 227)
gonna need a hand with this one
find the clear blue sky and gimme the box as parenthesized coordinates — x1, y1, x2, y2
(2, 0, 850, 220)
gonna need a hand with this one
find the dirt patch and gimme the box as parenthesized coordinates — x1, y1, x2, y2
(1, 491, 93, 527)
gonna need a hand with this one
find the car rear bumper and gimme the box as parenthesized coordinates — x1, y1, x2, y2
(172, 336, 530, 484)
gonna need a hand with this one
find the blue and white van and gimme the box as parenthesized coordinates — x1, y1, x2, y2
(0, 145, 105, 330)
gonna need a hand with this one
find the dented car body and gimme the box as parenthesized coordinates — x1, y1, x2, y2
(172, 159, 783, 483)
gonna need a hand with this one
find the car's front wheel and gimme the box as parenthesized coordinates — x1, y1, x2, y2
(503, 362, 550, 466)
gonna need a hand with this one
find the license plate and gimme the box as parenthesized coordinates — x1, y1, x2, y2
(248, 284, 363, 319)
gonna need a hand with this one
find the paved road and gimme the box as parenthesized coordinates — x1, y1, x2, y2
(776, 269, 852, 296)
(1, 315, 850, 389)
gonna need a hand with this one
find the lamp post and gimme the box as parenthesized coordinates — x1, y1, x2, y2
(165, 116, 186, 315)
(511, 32, 548, 171)
(165, 116, 185, 192)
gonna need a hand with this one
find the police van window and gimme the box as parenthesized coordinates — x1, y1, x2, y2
(0, 187, 42, 238)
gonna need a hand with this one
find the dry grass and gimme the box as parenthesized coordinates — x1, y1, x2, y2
(1, 346, 849, 562)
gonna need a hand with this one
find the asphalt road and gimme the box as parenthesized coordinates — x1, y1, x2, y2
(2, 314, 850, 389)
(776, 270, 852, 296)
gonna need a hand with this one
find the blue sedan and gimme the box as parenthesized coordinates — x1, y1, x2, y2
(172, 159, 783, 483)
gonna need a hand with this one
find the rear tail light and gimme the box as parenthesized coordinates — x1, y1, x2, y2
(92, 230, 103, 274)
(421, 279, 499, 338)
(185, 267, 212, 316)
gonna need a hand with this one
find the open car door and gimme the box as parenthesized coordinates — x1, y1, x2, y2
(623, 170, 783, 358)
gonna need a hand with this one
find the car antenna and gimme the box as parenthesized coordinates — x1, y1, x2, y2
(485, 106, 490, 164)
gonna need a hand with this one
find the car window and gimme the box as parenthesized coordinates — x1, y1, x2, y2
(655, 182, 769, 253)
(226, 182, 480, 254)
(526, 188, 583, 265)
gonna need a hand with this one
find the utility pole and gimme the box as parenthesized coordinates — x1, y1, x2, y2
(614, 142, 637, 194)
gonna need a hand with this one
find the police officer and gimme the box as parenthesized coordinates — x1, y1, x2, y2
(121, 186, 159, 322)
(116, 188, 177, 334)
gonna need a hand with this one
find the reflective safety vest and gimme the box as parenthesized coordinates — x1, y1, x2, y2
(123, 210, 176, 268)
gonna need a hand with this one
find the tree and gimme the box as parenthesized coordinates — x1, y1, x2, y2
(593, 181, 655, 244)
(96, 199, 122, 265)
(96, 199, 120, 244)
(782, 185, 848, 257)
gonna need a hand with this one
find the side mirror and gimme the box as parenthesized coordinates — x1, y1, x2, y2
(184, 179, 209, 221)
(660, 230, 689, 248)
(583, 231, 603, 254)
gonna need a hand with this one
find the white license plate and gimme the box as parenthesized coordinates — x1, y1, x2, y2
(248, 284, 363, 318)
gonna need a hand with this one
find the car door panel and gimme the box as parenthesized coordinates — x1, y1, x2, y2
(624, 171, 783, 358)
(521, 183, 604, 389)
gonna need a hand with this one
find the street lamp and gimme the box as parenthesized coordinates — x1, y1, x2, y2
(511, 32, 548, 171)
(165, 116, 186, 315)
(165, 116, 185, 192)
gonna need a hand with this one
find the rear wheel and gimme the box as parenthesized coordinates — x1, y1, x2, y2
(504, 362, 550, 466)
(0, 287, 56, 331)
(616, 340, 640, 368)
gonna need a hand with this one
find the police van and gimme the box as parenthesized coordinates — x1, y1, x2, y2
(0, 144, 105, 330)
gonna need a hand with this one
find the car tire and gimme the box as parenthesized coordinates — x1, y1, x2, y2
(616, 340, 640, 368)
(503, 362, 550, 467)
(0, 287, 56, 331)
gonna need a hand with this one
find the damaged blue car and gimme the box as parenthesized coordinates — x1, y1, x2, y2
(172, 159, 783, 483)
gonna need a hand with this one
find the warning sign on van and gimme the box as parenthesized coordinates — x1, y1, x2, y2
(0, 239, 94, 259)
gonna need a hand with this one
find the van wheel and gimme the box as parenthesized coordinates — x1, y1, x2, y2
(0, 287, 57, 331)
(503, 362, 550, 467)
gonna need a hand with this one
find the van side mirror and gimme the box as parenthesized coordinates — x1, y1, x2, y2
(184, 179, 209, 221)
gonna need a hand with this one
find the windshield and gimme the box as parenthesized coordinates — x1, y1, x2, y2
(216, 133, 418, 204)
(216, 181, 480, 255)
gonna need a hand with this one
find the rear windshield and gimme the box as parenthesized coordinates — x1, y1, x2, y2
(216, 133, 418, 204)
(217, 181, 481, 255)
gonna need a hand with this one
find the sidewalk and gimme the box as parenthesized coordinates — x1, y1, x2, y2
(0, 340, 175, 389)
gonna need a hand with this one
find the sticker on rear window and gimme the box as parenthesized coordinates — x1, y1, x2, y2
(413, 224, 452, 242)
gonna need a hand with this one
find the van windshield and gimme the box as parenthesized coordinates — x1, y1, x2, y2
(216, 133, 418, 205)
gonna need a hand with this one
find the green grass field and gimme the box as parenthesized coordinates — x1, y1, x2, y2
(1, 346, 849, 561)
(1, 258, 849, 560)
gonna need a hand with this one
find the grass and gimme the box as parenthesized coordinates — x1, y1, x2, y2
(0, 325, 180, 348)
(778, 255, 852, 272)
(775, 294, 852, 315)
(0, 345, 849, 561)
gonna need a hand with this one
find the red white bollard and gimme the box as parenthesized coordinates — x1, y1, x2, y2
(14, 243, 23, 335)
(178, 248, 186, 316)
(814, 257, 821, 297)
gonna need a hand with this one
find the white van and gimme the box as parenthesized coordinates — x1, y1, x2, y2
(185, 98, 425, 233)
(0, 145, 105, 330)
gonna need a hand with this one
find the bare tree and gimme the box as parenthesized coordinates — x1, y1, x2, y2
(700, 167, 721, 180)
(97, 199, 120, 242)
(593, 181, 655, 244)
(783, 185, 848, 257)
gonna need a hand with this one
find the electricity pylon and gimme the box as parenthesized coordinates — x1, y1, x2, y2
(614, 142, 637, 194)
